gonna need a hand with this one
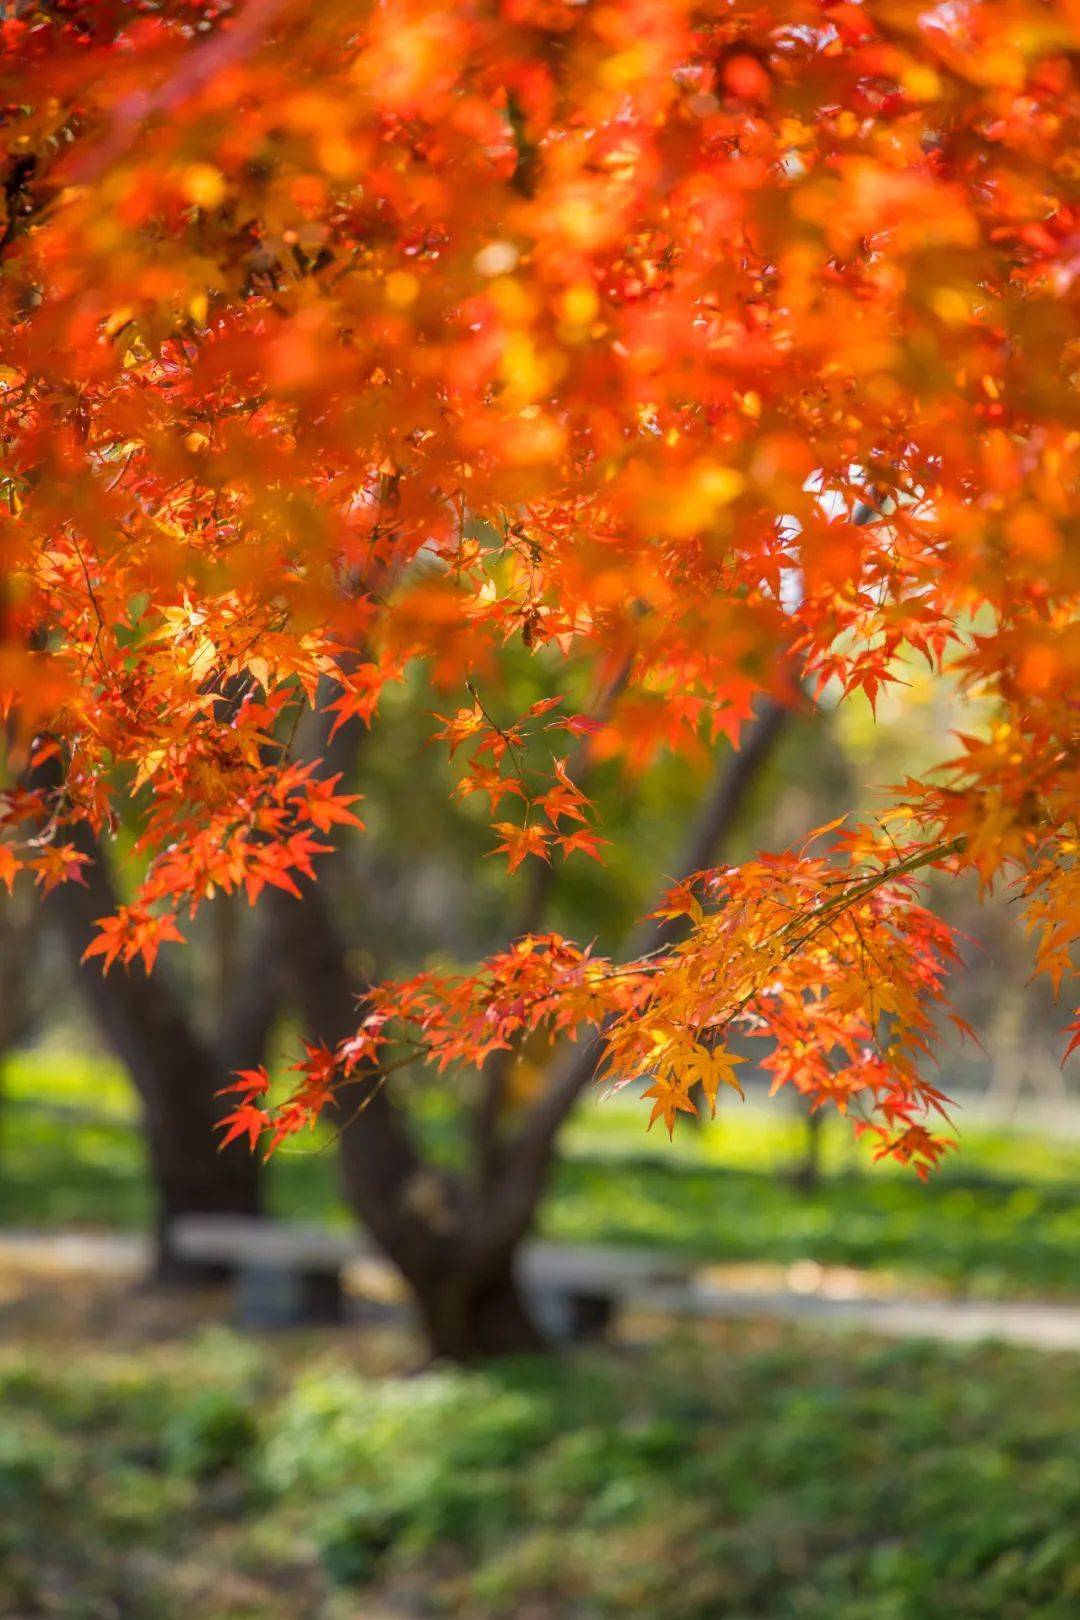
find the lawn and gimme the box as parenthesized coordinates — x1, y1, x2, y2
(2, 1048, 1079, 1299)
(1, 1308, 1077, 1620)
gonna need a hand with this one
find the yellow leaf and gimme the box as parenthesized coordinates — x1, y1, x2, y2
(676, 1043, 746, 1114)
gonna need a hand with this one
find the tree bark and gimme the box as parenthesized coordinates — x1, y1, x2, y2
(264, 871, 551, 1357)
(0, 884, 40, 1056)
(27, 743, 269, 1283)
(791, 1105, 826, 1192)
(252, 690, 551, 1357)
(410, 1254, 548, 1360)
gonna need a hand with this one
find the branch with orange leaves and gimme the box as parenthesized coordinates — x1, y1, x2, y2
(469, 825, 971, 1236)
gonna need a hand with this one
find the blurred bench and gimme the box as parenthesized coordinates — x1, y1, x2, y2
(169, 1215, 690, 1337)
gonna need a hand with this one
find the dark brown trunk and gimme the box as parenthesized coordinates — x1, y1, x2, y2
(149, 1137, 261, 1286)
(37, 801, 263, 1284)
(791, 1106, 826, 1193)
(59, 920, 263, 1285)
(0, 886, 40, 1055)
(265, 873, 551, 1358)
(409, 1254, 549, 1362)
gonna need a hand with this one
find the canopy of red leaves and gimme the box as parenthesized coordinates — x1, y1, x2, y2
(1, 1, 1077, 1173)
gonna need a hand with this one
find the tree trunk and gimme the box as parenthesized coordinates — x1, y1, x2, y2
(791, 1105, 825, 1193)
(33, 788, 266, 1284)
(265, 873, 551, 1358)
(410, 1255, 548, 1361)
(147, 1126, 262, 1286)
(56, 915, 263, 1284)
(0, 885, 40, 1056)
(269, 689, 798, 1358)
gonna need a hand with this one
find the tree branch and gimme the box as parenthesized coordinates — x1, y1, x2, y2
(634, 696, 790, 957)
(258, 683, 480, 1280)
(489, 694, 793, 1244)
(472, 655, 634, 1187)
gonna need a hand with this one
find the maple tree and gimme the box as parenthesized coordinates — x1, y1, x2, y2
(1, 1, 1078, 1350)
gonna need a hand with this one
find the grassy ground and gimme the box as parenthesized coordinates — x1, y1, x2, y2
(2, 1051, 1078, 1618)
(2, 1048, 1079, 1299)
(1, 1276, 1077, 1620)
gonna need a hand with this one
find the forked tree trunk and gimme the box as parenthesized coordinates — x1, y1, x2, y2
(267, 871, 552, 1358)
(271, 692, 797, 1360)
(338, 1117, 552, 1359)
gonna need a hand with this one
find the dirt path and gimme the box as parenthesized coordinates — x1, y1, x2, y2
(631, 1282, 1080, 1351)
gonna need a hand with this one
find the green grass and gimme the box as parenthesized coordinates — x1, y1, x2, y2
(1, 1323, 1077, 1619)
(3, 1047, 1079, 1298)
(2, 1048, 1078, 1617)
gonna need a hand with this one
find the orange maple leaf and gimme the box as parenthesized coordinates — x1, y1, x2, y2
(642, 1077, 699, 1139)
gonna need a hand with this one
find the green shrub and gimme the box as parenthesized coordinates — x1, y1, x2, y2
(0, 1418, 70, 1504)
(316, 1488, 408, 1586)
(164, 1389, 258, 1480)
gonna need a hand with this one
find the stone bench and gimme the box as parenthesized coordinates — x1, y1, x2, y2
(521, 1242, 690, 1340)
(169, 1215, 690, 1337)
